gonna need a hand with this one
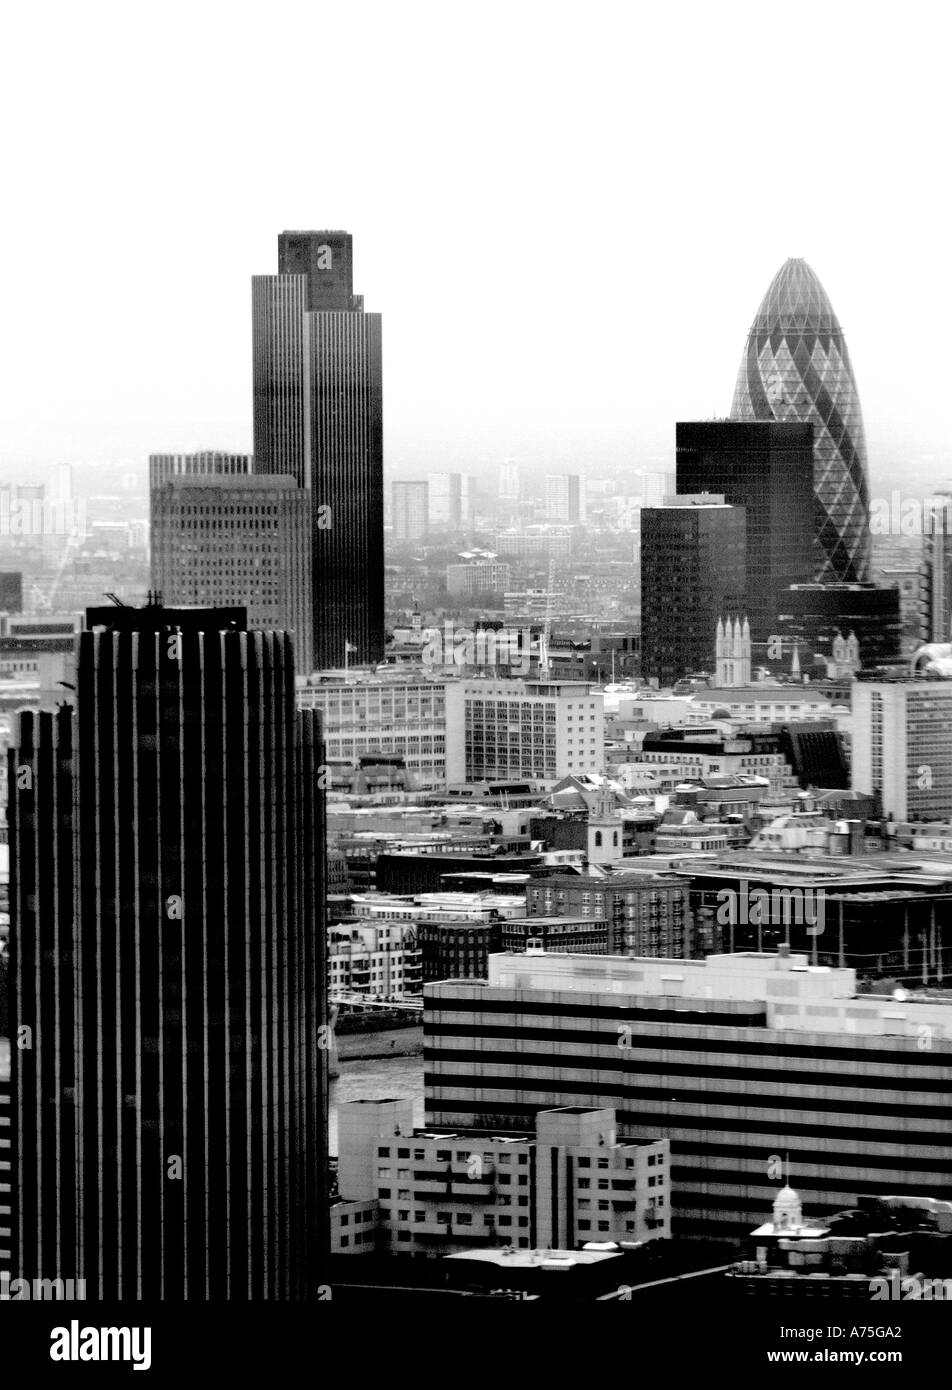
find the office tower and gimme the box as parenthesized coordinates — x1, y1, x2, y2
(151, 475, 313, 672)
(545, 474, 586, 524)
(731, 258, 871, 584)
(424, 951, 952, 1238)
(252, 230, 384, 670)
(676, 421, 815, 642)
(923, 495, 952, 643)
(498, 460, 520, 502)
(0, 1037, 9, 1282)
(427, 472, 475, 531)
(714, 616, 751, 686)
(391, 480, 429, 542)
(852, 676, 952, 819)
(443, 678, 605, 783)
(9, 604, 327, 1299)
(776, 582, 902, 669)
(640, 496, 746, 686)
(296, 669, 451, 790)
(148, 452, 252, 487)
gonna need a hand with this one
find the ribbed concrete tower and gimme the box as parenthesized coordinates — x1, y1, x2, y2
(731, 258, 871, 584)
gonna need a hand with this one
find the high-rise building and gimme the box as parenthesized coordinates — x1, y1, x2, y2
(253, 230, 384, 669)
(148, 452, 252, 487)
(776, 582, 902, 670)
(545, 474, 585, 524)
(731, 258, 871, 584)
(424, 950, 952, 1238)
(498, 460, 520, 502)
(640, 496, 746, 686)
(923, 495, 952, 643)
(0, 1038, 9, 1283)
(676, 421, 815, 642)
(391, 481, 429, 543)
(151, 475, 313, 673)
(9, 604, 327, 1299)
(851, 676, 952, 820)
(427, 473, 475, 531)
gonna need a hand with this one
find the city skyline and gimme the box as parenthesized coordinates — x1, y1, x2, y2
(0, 7, 950, 483)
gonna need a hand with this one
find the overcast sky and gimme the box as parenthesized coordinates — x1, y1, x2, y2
(1, 0, 948, 487)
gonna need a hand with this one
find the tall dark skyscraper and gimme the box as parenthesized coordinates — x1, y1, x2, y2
(676, 421, 815, 643)
(253, 230, 384, 670)
(731, 258, 871, 585)
(640, 496, 747, 686)
(9, 604, 328, 1299)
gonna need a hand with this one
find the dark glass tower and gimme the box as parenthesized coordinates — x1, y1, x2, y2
(253, 230, 384, 670)
(640, 497, 747, 686)
(676, 421, 815, 643)
(9, 604, 328, 1299)
(730, 258, 871, 584)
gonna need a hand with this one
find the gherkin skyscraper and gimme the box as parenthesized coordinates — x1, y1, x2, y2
(731, 258, 871, 583)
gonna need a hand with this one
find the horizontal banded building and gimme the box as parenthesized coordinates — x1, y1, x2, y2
(424, 950, 952, 1239)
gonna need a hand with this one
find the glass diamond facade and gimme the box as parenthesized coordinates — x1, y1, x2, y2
(730, 258, 871, 584)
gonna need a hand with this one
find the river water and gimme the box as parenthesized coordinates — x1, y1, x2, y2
(329, 1052, 424, 1156)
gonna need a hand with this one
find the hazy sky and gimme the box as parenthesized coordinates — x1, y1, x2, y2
(1, 0, 949, 488)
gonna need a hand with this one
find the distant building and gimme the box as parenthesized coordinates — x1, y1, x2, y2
(253, 229, 384, 669)
(446, 560, 512, 598)
(336, 1099, 670, 1255)
(852, 677, 952, 820)
(545, 474, 586, 524)
(526, 872, 691, 955)
(392, 481, 429, 542)
(427, 473, 475, 532)
(715, 616, 751, 686)
(148, 451, 251, 486)
(425, 950, 952, 1237)
(444, 678, 605, 783)
(296, 672, 450, 789)
(493, 527, 572, 561)
(777, 582, 902, 669)
(151, 474, 312, 672)
(676, 421, 815, 643)
(328, 922, 421, 998)
(730, 258, 871, 584)
(0, 573, 22, 614)
(640, 496, 746, 686)
(417, 919, 504, 983)
(498, 460, 520, 502)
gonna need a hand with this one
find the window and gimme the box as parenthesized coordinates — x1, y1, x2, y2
(377, 1146, 390, 1157)
(578, 1179, 590, 1190)
(499, 1216, 511, 1227)
(398, 1148, 410, 1158)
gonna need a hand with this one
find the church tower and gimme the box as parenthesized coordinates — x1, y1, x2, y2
(716, 615, 751, 686)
